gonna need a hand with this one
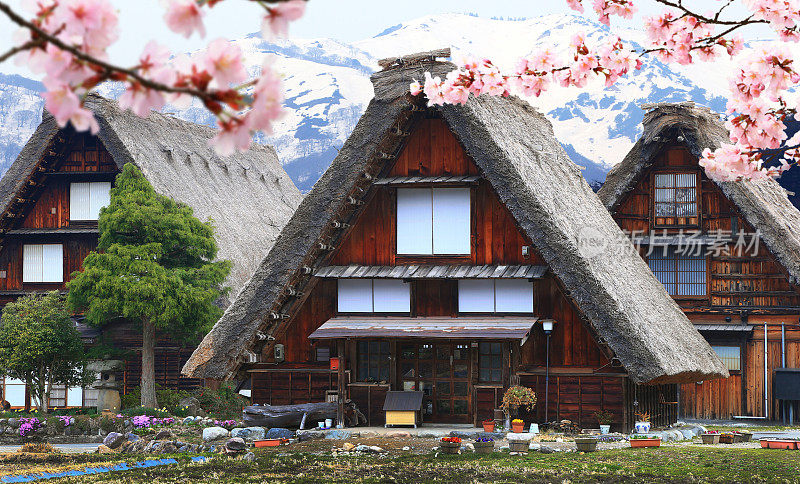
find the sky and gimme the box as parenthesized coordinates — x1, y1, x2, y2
(0, 0, 760, 79)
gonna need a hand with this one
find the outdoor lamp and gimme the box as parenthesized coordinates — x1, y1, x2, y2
(542, 320, 554, 334)
(541, 319, 555, 422)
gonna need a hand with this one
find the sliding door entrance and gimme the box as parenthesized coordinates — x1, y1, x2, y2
(398, 342, 471, 423)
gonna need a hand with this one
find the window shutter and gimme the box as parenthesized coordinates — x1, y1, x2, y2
(337, 279, 373, 312)
(432, 188, 471, 254)
(89, 182, 111, 220)
(396, 188, 433, 255)
(373, 279, 410, 313)
(23, 244, 43, 283)
(41, 244, 63, 283)
(495, 279, 534, 313)
(458, 279, 495, 312)
(69, 182, 91, 220)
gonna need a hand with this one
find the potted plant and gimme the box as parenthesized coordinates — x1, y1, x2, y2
(574, 436, 599, 452)
(634, 412, 651, 434)
(701, 430, 720, 444)
(500, 385, 537, 427)
(719, 432, 735, 444)
(511, 419, 525, 433)
(482, 419, 496, 433)
(594, 410, 614, 435)
(439, 437, 462, 454)
(473, 437, 494, 454)
(507, 433, 531, 453)
(739, 430, 753, 442)
(630, 435, 661, 448)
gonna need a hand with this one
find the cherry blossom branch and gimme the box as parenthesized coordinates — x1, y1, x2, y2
(653, 0, 765, 26)
(0, 38, 42, 64)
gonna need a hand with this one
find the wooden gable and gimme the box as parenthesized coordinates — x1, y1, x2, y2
(612, 146, 800, 311)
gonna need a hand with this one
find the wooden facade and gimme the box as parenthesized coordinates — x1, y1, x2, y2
(248, 117, 674, 430)
(0, 131, 201, 408)
(609, 146, 800, 420)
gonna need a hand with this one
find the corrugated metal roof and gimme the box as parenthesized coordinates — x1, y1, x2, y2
(629, 235, 721, 246)
(308, 316, 539, 342)
(383, 391, 423, 411)
(373, 175, 480, 185)
(6, 227, 100, 235)
(694, 323, 753, 332)
(314, 265, 548, 279)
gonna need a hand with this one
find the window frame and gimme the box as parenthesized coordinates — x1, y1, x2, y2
(356, 340, 391, 383)
(336, 278, 411, 314)
(395, 187, 472, 257)
(457, 279, 535, 314)
(22, 243, 64, 284)
(651, 170, 701, 228)
(70, 181, 111, 221)
(646, 246, 708, 298)
(710, 345, 741, 374)
(478, 342, 504, 383)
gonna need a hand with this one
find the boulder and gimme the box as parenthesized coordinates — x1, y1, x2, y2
(177, 396, 203, 416)
(354, 444, 370, 453)
(182, 417, 195, 425)
(386, 431, 411, 438)
(265, 428, 294, 440)
(226, 437, 247, 452)
(7, 418, 19, 429)
(368, 445, 384, 453)
(324, 430, 351, 440)
(539, 446, 556, 454)
(297, 430, 324, 441)
(126, 432, 140, 442)
(154, 430, 174, 441)
(103, 432, 126, 449)
(160, 443, 178, 454)
(463, 443, 475, 452)
(203, 426, 230, 442)
(97, 444, 116, 454)
(231, 427, 266, 441)
(449, 430, 477, 440)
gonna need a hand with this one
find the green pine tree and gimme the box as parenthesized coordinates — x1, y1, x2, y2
(67, 163, 230, 408)
(0, 291, 88, 414)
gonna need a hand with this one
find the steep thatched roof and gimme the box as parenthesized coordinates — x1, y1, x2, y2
(183, 56, 727, 385)
(0, 94, 302, 296)
(598, 102, 800, 284)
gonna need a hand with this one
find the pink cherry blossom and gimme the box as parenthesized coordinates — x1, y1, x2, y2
(409, 80, 422, 96)
(262, 0, 306, 39)
(42, 82, 99, 134)
(163, 0, 205, 38)
(212, 119, 252, 156)
(119, 85, 165, 117)
(204, 38, 247, 87)
(247, 59, 285, 133)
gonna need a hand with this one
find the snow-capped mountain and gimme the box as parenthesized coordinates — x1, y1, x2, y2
(0, 13, 746, 191)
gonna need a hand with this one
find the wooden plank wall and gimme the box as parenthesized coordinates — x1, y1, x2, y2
(349, 384, 389, 426)
(0, 237, 97, 291)
(625, 381, 678, 429)
(680, 375, 742, 419)
(250, 369, 339, 406)
(742, 326, 800, 418)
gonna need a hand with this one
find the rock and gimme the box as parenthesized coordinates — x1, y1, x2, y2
(8, 418, 19, 429)
(499, 445, 510, 452)
(265, 428, 294, 440)
(476, 431, 504, 440)
(203, 426, 229, 442)
(507, 432, 534, 441)
(342, 442, 355, 451)
(242, 452, 255, 462)
(97, 444, 116, 454)
(449, 430, 477, 440)
(402, 446, 410, 451)
(529, 443, 541, 451)
(177, 396, 202, 416)
(694, 425, 707, 435)
(160, 443, 177, 454)
(182, 417, 195, 425)
(154, 429, 173, 441)
(354, 444, 370, 453)
(178, 445, 189, 453)
(126, 432, 140, 442)
(226, 437, 247, 452)
(679, 429, 694, 440)
(418, 430, 447, 439)
(386, 431, 411, 438)
(324, 430, 351, 440)
(463, 443, 474, 452)
(103, 432, 126, 449)
(297, 430, 324, 442)
(509, 451, 519, 456)
(231, 427, 266, 441)
(539, 446, 556, 454)
(369, 446, 384, 453)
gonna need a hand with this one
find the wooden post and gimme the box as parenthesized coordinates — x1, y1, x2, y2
(510, 341, 521, 386)
(337, 339, 345, 427)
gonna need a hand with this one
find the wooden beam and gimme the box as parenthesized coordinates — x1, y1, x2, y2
(337, 339, 345, 428)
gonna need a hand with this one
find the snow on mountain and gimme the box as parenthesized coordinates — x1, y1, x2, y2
(0, 13, 755, 191)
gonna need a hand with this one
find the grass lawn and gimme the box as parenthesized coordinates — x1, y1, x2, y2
(32, 446, 800, 483)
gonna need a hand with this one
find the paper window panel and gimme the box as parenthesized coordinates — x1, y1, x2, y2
(396, 188, 433, 255)
(42, 244, 63, 283)
(337, 279, 373, 313)
(4, 378, 26, 407)
(372, 279, 410, 313)
(432, 188, 471, 254)
(495, 279, 534, 313)
(23, 244, 43, 283)
(458, 279, 495, 312)
(67, 386, 83, 406)
(89, 182, 111, 220)
(70, 182, 91, 220)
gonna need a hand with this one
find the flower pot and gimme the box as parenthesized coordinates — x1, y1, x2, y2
(630, 438, 661, 448)
(701, 433, 720, 445)
(473, 441, 494, 454)
(739, 432, 753, 442)
(482, 422, 495, 433)
(511, 422, 525, 433)
(439, 441, 461, 454)
(760, 439, 770, 448)
(634, 421, 651, 434)
(574, 437, 598, 452)
(768, 440, 796, 450)
(719, 434, 735, 444)
(599, 424, 611, 435)
(733, 433, 744, 443)
(508, 440, 530, 453)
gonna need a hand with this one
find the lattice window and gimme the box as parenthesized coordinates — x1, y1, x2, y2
(647, 247, 706, 296)
(654, 172, 698, 226)
(478, 342, 503, 382)
(356, 341, 390, 382)
(712, 346, 741, 371)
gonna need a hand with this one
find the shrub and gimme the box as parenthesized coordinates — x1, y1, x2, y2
(193, 382, 247, 418)
(119, 407, 172, 418)
(500, 385, 537, 413)
(72, 416, 91, 435)
(121, 384, 190, 413)
(19, 442, 57, 453)
(98, 415, 122, 434)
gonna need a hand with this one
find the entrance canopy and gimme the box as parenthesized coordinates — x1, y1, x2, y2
(308, 316, 540, 344)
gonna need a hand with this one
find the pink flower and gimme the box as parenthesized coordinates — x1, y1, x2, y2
(247, 59, 284, 133)
(163, 0, 205, 38)
(119, 84, 165, 117)
(262, 0, 306, 39)
(212, 119, 252, 156)
(204, 38, 247, 87)
(42, 81, 99, 134)
(409, 80, 422, 96)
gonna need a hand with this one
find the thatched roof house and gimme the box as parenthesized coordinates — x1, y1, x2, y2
(598, 102, 800, 284)
(183, 53, 726, 386)
(2, 94, 302, 295)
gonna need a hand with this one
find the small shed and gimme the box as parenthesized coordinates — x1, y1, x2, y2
(383, 391, 423, 428)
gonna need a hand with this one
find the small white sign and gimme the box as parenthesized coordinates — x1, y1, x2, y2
(529, 423, 539, 434)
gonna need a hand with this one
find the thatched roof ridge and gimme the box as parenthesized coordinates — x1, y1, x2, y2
(598, 102, 800, 284)
(183, 60, 727, 384)
(0, 94, 302, 297)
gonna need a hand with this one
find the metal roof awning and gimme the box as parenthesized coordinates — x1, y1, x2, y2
(308, 316, 540, 343)
(694, 323, 753, 333)
(629, 235, 721, 246)
(373, 175, 480, 186)
(314, 265, 548, 279)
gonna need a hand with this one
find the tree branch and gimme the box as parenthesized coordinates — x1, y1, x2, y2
(0, 38, 42, 64)
(653, 0, 766, 26)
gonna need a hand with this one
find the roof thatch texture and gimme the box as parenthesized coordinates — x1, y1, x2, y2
(183, 58, 728, 385)
(598, 102, 800, 284)
(1, 94, 302, 297)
